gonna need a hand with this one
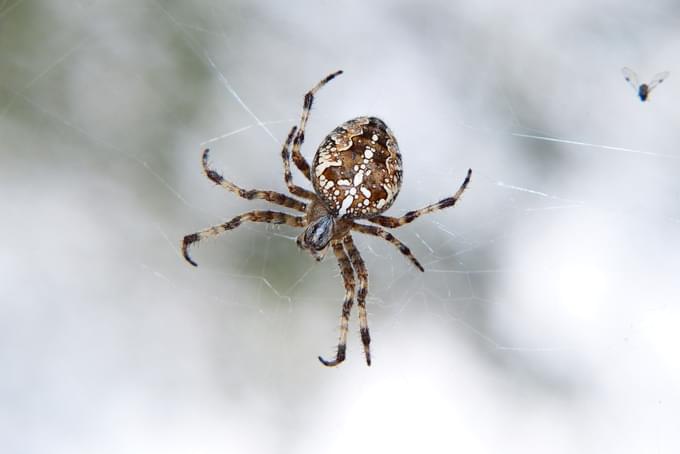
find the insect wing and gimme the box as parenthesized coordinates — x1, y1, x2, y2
(621, 67, 639, 90)
(647, 71, 670, 93)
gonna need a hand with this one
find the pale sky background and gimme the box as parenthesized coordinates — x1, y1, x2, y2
(2, 0, 680, 453)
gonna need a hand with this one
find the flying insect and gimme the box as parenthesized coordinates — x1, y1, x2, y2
(622, 67, 670, 102)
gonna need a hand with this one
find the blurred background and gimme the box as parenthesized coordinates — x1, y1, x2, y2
(2, 0, 680, 452)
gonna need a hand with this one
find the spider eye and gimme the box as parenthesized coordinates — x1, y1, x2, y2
(303, 215, 335, 251)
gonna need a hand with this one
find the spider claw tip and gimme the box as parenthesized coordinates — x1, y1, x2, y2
(318, 355, 342, 367)
(325, 70, 343, 82)
(182, 250, 198, 267)
(182, 234, 200, 267)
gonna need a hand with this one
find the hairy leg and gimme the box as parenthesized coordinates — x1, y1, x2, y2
(280, 126, 315, 199)
(370, 168, 471, 228)
(352, 223, 424, 272)
(318, 240, 355, 367)
(202, 148, 307, 212)
(343, 235, 371, 366)
(182, 210, 304, 267)
(291, 71, 343, 181)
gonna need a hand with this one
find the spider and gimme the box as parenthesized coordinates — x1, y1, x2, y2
(182, 71, 472, 367)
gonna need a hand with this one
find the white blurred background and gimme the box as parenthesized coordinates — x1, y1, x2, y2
(2, 0, 680, 452)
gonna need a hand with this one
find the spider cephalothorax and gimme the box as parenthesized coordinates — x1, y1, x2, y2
(297, 206, 338, 261)
(182, 71, 471, 367)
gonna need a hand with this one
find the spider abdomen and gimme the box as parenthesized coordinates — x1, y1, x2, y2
(312, 116, 403, 219)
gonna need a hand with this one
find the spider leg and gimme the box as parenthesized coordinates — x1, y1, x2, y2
(290, 130, 311, 181)
(182, 210, 304, 267)
(369, 168, 471, 228)
(352, 223, 424, 272)
(202, 148, 307, 212)
(343, 235, 372, 366)
(319, 240, 355, 367)
(281, 126, 315, 199)
(291, 70, 343, 182)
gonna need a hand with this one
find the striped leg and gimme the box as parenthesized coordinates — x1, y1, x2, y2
(291, 70, 343, 182)
(280, 126, 315, 199)
(343, 236, 372, 366)
(352, 223, 424, 272)
(370, 168, 472, 228)
(202, 148, 307, 212)
(182, 211, 304, 267)
(319, 240, 355, 367)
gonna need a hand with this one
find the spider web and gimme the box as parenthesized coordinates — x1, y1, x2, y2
(2, 0, 680, 453)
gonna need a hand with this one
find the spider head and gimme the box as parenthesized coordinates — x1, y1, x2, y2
(297, 214, 335, 261)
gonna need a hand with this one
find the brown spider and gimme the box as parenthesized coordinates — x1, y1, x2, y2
(182, 71, 472, 367)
